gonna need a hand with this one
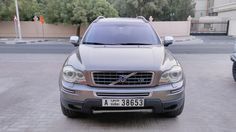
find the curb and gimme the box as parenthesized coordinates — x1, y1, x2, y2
(15, 42, 27, 44)
(174, 36, 196, 42)
(0, 39, 58, 45)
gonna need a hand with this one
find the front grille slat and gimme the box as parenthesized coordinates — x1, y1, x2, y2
(92, 72, 153, 87)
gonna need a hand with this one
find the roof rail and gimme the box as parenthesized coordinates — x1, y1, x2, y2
(93, 16, 105, 23)
(136, 16, 148, 23)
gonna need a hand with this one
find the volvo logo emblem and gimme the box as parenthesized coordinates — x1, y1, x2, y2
(118, 75, 127, 82)
(109, 72, 138, 85)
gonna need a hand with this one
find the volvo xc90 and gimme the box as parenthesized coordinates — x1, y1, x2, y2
(59, 16, 185, 118)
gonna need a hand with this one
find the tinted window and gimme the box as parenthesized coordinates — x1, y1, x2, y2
(83, 22, 161, 45)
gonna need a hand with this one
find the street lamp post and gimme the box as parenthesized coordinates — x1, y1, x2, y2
(14, 0, 22, 40)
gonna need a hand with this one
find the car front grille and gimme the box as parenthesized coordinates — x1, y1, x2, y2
(92, 72, 153, 87)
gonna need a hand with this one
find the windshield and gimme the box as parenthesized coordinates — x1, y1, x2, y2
(83, 22, 161, 45)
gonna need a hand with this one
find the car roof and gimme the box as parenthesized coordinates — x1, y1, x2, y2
(95, 18, 147, 24)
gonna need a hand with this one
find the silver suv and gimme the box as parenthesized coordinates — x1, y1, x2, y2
(59, 16, 185, 118)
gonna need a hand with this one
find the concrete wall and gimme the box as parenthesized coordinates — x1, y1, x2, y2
(78, 21, 191, 37)
(228, 20, 236, 36)
(150, 21, 191, 37)
(0, 21, 191, 38)
(0, 21, 77, 38)
(79, 23, 89, 37)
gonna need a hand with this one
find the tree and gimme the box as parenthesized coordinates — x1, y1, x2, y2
(108, 0, 168, 20)
(18, 0, 41, 21)
(0, 0, 118, 24)
(0, 0, 41, 21)
(0, 0, 16, 21)
(108, 0, 195, 21)
(0, 0, 194, 22)
(45, 0, 118, 24)
(159, 0, 195, 21)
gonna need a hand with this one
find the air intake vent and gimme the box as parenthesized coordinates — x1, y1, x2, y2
(96, 92, 150, 97)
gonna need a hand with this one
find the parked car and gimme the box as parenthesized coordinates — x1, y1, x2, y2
(59, 16, 185, 118)
(231, 44, 236, 81)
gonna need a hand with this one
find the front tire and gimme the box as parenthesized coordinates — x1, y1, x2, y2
(233, 62, 236, 81)
(61, 103, 78, 118)
(61, 103, 87, 118)
(162, 103, 184, 118)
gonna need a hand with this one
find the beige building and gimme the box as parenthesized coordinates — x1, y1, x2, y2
(212, 0, 236, 20)
(194, 0, 236, 20)
(194, 0, 209, 18)
(194, 0, 215, 18)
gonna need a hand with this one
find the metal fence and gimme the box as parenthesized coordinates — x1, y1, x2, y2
(190, 21, 229, 35)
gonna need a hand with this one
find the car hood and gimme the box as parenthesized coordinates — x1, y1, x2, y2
(77, 45, 167, 71)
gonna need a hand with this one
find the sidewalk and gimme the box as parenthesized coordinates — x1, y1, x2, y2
(173, 36, 196, 42)
(0, 36, 196, 45)
(174, 35, 236, 45)
(0, 38, 68, 44)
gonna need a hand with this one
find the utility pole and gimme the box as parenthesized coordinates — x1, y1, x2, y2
(14, 0, 22, 40)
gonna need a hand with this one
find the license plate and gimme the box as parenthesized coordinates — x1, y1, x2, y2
(102, 99, 144, 107)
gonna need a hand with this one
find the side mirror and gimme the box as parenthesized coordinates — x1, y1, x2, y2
(69, 36, 80, 46)
(163, 36, 174, 47)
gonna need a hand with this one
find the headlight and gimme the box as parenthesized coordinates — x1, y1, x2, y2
(62, 66, 86, 84)
(159, 66, 183, 85)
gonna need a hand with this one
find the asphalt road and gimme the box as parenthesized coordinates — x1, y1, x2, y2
(0, 54, 235, 132)
(0, 43, 234, 54)
(0, 43, 74, 54)
(0, 36, 236, 132)
(0, 36, 235, 54)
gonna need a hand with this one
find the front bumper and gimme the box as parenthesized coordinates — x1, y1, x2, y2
(61, 97, 184, 114)
(60, 80, 185, 114)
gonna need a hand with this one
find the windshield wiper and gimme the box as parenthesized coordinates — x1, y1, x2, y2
(83, 42, 154, 45)
(114, 43, 153, 45)
(83, 42, 111, 45)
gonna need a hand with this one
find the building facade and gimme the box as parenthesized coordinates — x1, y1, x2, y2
(194, 0, 215, 18)
(194, 0, 236, 20)
(212, 0, 236, 20)
(194, 0, 208, 18)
